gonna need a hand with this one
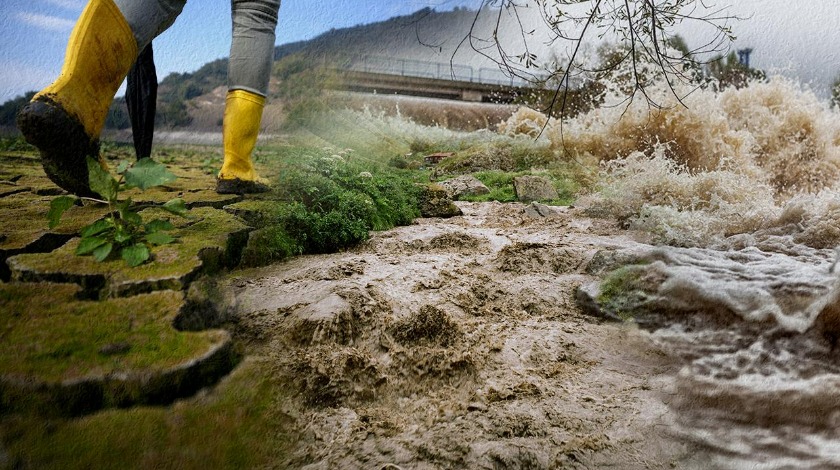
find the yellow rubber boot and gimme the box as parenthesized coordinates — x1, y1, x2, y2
(17, 0, 137, 197)
(216, 90, 271, 194)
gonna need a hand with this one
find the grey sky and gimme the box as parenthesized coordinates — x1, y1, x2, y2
(677, 0, 840, 97)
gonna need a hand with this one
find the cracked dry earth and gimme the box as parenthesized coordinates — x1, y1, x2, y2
(220, 201, 707, 469)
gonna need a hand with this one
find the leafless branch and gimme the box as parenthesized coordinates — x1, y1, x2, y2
(453, 0, 741, 123)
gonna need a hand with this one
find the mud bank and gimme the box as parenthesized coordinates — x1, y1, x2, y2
(219, 201, 710, 468)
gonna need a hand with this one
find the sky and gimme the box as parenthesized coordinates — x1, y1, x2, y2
(0, 0, 839, 103)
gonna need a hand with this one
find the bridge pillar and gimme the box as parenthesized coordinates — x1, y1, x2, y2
(461, 89, 483, 102)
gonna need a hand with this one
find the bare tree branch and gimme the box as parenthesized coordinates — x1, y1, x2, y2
(453, 0, 741, 122)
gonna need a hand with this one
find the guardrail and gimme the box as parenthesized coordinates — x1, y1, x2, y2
(339, 54, 544, 88)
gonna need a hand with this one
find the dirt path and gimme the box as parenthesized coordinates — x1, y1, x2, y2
(221, 201, 707, 469)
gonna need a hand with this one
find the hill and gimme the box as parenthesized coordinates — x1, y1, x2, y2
(0, 6, 516, 132)
(150, 6, 517, 131)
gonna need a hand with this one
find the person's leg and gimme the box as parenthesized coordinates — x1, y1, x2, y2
(16, 0, 185, 196)
(216, 0, 281, 195)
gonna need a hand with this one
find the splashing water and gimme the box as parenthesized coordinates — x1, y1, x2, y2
(499, 74, 840, 466)
(614, 244, 840, 469)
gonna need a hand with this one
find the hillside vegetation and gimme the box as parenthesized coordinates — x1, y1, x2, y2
(1, 7, 506, 131)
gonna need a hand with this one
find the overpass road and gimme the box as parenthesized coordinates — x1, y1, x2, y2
(328, 54, 554, 103)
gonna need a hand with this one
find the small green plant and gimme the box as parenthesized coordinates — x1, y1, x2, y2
(48, 157, 188, 267)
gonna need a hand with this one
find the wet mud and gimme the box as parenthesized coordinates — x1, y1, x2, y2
(221, 201, 707, 469)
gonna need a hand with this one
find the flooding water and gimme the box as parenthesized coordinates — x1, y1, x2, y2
(503, 74, 840, 467)
(615, 244, 840, 468)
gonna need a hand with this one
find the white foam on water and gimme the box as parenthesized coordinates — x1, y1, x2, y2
(498, 70, 840, 466)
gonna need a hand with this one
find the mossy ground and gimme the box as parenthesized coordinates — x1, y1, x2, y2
(8, 207, 249, 298)
(0, 181, 109, 251)
(0, 358, 293, 469)
(0, 283, 218, 383)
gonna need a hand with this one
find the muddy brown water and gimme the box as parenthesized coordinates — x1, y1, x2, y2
(216, 201, 726, 469)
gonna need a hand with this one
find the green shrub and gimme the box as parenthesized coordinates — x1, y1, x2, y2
(389, 155, 409, 169)
(239, 224, 302, 267)
(250, 148, 421, 262)
(462, 170, 519, 203)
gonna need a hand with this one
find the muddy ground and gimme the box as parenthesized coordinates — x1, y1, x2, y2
(217, 201, 712, 469)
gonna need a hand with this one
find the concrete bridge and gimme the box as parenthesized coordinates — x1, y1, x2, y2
(330, 55, 548, 103)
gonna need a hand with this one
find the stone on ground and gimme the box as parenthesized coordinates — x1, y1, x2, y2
(438, 175, 490, 199)
(513, 175, 558, 202)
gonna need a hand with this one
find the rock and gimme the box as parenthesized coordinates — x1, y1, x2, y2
(419, 184, 462, 218)
(513, 175, 558, 202)
(438, 175, 490, 199)
(523, 202, 559, 219)
(575, 281, 613, 320)
(584, 248, 650, 276)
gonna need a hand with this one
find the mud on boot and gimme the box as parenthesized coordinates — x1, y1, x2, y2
(17, 97, 102, 198)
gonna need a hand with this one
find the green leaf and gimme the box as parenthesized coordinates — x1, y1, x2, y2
(76, 236, 108, 255)
(145, 219, 174, 233)
(124, 158, 176, 190)
(87, 156, 117, 201)
(119, 209, 143, 226)
(121, 243, 150, 267)
(80, 219, 112, 238)
(116, 199, 131, 214)
(146, 231, 175, 246)
(116, 161, 130, 175)
(161, 198, 188, 216)
(114, 229, 132, 244)
(93, 242, 113, 262)
(47, 196, 77, 229)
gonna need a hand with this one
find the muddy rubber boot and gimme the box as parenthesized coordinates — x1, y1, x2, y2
(16, 0, 137, 197)
(216, 90, 271, 195)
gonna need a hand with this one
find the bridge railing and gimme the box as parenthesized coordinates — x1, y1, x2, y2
(340, 54, 543, 88)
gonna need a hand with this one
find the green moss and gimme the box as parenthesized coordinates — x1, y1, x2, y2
(596, 264, 655, 321)
(7, 207, 250, 298)
(0, 283, 220, 383)
(0, 359, 293, 469)
(224, 200, 283, 228)
(120, 165, 243, 209)
(0, 194, 109, 251)
(239, 225, 302, 267)
(238, 146, 423, 254)
(0, 138, 36, 153)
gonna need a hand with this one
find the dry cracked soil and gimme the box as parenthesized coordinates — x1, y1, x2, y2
(219, 201, 708, 469)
